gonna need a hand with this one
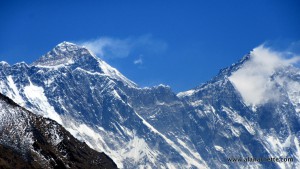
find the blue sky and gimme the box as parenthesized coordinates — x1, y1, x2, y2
(0, 0, 299, 92)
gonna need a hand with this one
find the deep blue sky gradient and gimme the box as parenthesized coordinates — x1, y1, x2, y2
(1, 0, 299, 92)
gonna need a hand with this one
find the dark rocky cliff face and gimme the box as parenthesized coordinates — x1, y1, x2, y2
(0, 93, 118, 169)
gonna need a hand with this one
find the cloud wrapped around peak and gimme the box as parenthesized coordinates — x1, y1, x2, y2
(229, 45, 300, 106)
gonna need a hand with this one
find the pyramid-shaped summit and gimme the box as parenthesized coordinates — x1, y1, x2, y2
(32, 41, 95, 67)
(31, 41, 136, 87)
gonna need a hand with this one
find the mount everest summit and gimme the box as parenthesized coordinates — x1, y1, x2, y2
(0, 41, 300, 168)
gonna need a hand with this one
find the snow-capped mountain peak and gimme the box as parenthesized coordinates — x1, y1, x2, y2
(0, 61, 9, 66)
(32, 41, 94, 67)
(31, 41, 136, 87)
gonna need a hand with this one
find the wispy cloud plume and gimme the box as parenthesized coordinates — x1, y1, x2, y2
(78, 35, 167, 59)
(133, 57, 143, 65)
(229, 45, 300, 106)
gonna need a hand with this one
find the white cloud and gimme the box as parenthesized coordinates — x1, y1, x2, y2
(79, 37, 131, 59)
(134, 58, 143, 65)
(229, 45, 300, 106)
(78, 35, 167, 59)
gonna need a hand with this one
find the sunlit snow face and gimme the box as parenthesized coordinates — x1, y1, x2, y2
(229, 45, 300, 106)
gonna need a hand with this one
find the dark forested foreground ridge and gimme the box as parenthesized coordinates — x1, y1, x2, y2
(0, 93, 117, 169)
(0, 42, 300, 168)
